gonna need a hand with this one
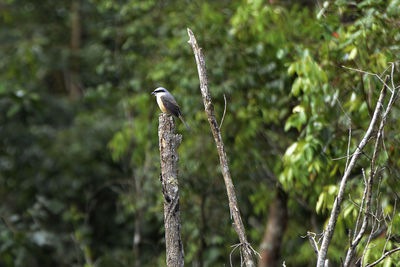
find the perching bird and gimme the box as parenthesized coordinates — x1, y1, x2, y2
(151, 87, 190, 130)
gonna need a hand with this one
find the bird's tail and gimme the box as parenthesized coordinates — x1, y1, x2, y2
(178, 114, 191, 131)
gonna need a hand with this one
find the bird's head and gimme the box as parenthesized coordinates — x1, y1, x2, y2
(151, 87, 167, 96)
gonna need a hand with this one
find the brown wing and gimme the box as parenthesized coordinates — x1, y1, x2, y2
(160, 95, 181, 117)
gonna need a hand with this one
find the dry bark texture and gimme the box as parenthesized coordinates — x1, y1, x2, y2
(158, 113, 184, 267)
(187, 28, 255, 267)
(258, 188, 288, 267)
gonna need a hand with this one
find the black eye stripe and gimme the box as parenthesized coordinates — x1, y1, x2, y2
(154, 89, 165, 93)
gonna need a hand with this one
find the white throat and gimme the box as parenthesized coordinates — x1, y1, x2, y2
(156, 92, 167, 97)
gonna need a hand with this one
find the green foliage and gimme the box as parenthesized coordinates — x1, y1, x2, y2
(1, 0, 399, 266)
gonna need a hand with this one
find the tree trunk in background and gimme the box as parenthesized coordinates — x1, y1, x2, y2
(158, 113, 184, 267)
(67, 0, 82, 99)
(258, 188, 288, 267)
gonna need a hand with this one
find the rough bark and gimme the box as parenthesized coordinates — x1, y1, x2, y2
(187, 28, 255, 266)
(158, 113, 184, 267)
(258, 188, 288, 267)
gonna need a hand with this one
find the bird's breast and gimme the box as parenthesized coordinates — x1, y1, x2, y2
(156, 95, 168, 113)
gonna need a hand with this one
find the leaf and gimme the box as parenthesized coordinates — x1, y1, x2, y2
(327, 185, 338, 195)
(348, 47, 357, 60)
(288, 63, 296, 75)
(383, 256, 392, 267)
(291, 78, 303, 96)
(316, 192, 326, 213)
(7, 104, 20, 117)
(284, 106, 307, 131)
(285, 142, 298, 158)
(343, 205, 354, 218)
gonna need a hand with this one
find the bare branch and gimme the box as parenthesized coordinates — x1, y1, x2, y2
(353, 168, 368, 238)
(344, 75, 396, 266)
(305, 232, 319, 256)
(379, 64, 393, 78)
(230, 243, 241, 267)
(365, 247, 400, 267)
(316, 73, 388, 266)
(360, 215, 378, 266)
(390, 63, 395, 92)
(219, 94, 227, 130)
(382, 200, 396, 254)
(187, 28, 256, 266)
(344, 65, 400, 265)
(344, 98, 386, 265)
(331, 152, 357, 161)
(342, 66, 393, 93)
(345, 127, 352, 172)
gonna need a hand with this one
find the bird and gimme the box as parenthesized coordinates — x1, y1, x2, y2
(151, 87, 190, 131)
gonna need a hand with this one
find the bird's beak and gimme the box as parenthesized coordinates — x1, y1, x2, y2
(151, 92, 155, 95)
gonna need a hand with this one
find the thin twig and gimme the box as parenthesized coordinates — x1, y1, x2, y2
(331, 152, 358, 161)
(365, 247, 400, 267)
(360, 73, 373, 116)
(348, 196, 381, 222)
(353, 168, 368, 238)
(248, 244, 261, 259)
(332, 145, 372, 162)
(342, 66, 393, 93)
(304, 232, 320, 255)
(379, 64, 392, 77)
(390, 63, 395, 92)
(382, 199, 396, 254)
(334, 94, 352, 122)
(219, 94, 227, 130)
(360, 216, 378, 266)
(345, 127, 352, 172)
(230, 243, 241, 267)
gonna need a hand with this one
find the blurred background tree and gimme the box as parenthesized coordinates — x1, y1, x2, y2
(0, 0, 399, 266)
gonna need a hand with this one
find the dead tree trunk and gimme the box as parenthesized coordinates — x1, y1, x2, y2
(258, 188, 288, 267)
(158, 113, 184, 267)
(187, 28, 256, 267)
